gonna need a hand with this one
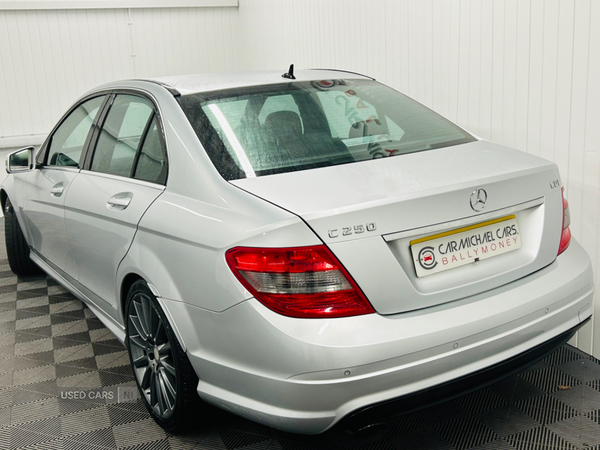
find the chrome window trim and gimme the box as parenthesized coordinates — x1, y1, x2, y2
(38, 166, 81, 174)
(78, 169, 167, 191)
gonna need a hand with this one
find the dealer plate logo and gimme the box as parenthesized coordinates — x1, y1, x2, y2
(418, 246, 438, 270)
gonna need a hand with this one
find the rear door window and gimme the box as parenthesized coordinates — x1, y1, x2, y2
(133, 117, 168, 184)
(91, 95, 154, 178)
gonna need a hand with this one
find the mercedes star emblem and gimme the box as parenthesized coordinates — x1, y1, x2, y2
(470, 188, 487, 211)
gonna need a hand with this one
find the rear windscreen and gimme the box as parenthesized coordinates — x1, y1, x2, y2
(178, 79, 476, 180)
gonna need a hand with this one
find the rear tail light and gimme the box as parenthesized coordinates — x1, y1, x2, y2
(558, 187, 571, 255)
(226, 246, 375, 318)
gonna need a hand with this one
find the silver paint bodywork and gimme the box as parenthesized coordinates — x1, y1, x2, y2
(1, 70, 594, 434)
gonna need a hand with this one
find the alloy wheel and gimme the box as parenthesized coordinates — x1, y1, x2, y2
(128, 292, 177, 419)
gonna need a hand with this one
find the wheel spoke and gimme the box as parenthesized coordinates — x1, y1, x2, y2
(129, 315, 147, 340)
(158, 370, 175, 411)
(141, 296, 153, 339)
(139, 364, 152, 390)
(132, 354, 148, 368)
(161, 359, 176, 377)
(129, 335, 146, 351)
(133, 300, 149, 338)
(155, 370, 166, 414)
(149, 369, 158, 408)
(153, 318, 164, 342)
(159, 369, 176, 401)
(157, 342, 171, 356)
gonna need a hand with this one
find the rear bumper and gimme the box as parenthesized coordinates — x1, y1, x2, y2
(340, 317, 589, 431)
(163, 239, 594, 434)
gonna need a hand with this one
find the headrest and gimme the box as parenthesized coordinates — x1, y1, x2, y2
(264, 111, 303, 136)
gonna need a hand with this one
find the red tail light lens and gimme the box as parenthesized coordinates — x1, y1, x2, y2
(558, 187, 571, 255)
(226, 246, 375, 318)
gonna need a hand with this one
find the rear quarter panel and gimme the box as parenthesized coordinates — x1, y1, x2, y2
(119, 189, 320, 314)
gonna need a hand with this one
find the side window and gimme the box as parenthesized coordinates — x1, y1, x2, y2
(91, 95, 153, 177)
(133, 118, 167, 184)
(47, 96, 105, 167)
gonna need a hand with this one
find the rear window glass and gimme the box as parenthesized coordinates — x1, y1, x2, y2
(178, 79, 475, 180)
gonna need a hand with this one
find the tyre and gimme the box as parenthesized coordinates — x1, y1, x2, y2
(125, 280, 200, 433)
(4, 197, 43, 276)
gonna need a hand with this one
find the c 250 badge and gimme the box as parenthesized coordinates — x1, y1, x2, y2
(328, 223, 377, 238)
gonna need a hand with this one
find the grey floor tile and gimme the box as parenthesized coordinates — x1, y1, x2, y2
(112, 417, 166, 448)
(15, 416, 62, 439)
(546, 415, 600, 449)
(60, 405, 112, 436)
(489, 376, 546, 403)
(11, 386, 56, 406)
(435, 415, 500, 450)
(456, 388, 509, 414)
(387, 428, 455, 450)
(11, 397, 61, 424)
(420, 399, 468, 424)
(469, 439, 518, 450)
(15, 337, 53, 356)
(544, 346, 587, 367)
(519, 366, 583, 394)
(505, 426, 578, 450)
(552, 384, 600, 414)
(0, 331, 15, 346)
(557, 359, 600, 383)
(67, 427, 117, 448)
(168, 431, 229, 450)
(476, 404, 541, 437)
(0, 321, 15, 332)
(8, 426, 60, 449)
(515, 394, 579, 425)
(13, 364, 56, 386)
(14, 326, 53, 343)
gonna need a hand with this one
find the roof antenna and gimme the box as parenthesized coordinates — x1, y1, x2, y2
(282, 64, 296, 80)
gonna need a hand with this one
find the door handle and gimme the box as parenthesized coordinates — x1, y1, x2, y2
(50, 183, 64, 197)
(107, 194, 132, 210)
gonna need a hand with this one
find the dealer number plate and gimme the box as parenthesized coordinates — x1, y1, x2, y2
(410, 215, 522, 278)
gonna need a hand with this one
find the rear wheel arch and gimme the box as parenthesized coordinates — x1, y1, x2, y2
(120, 273, 144, 322)
(120, 273, 186, 352)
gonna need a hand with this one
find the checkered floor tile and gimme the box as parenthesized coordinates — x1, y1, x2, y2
(0, 252, 599, 448)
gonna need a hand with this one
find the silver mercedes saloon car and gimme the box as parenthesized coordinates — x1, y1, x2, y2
(2, 68, 594, 434)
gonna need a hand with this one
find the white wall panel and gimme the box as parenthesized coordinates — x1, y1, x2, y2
(235, 0, 600, 357)
(0, 9, 133, 141)
(0, 4, 240, 143)
(130, 7, 240, 77)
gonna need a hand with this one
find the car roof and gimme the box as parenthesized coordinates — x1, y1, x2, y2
(143, 69, 373, 96)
